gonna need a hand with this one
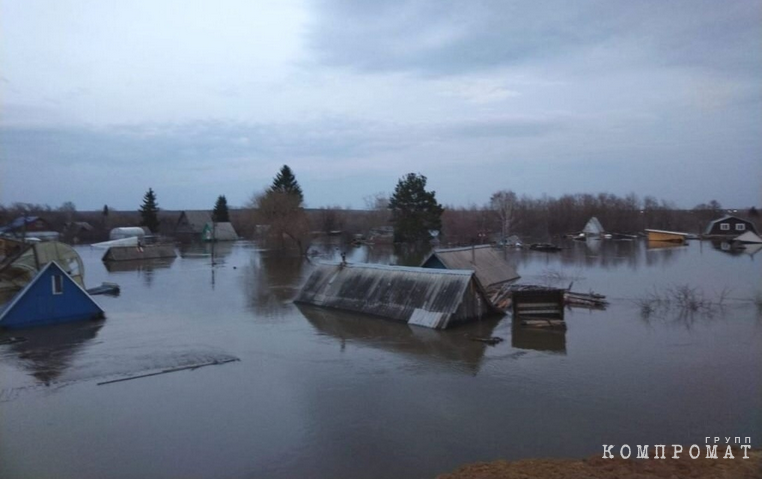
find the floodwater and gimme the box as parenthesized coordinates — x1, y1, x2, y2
(1, 239, 760, 479)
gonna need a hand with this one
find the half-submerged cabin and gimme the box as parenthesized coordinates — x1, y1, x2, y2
(175, 211, 213, 241)
(582, 217, 605, 237)
(295, 262, 500, 329)
(420, 245, 520, 290)
(201, 222, 239, 242)
(704, 215, 757, 237)
(0, 262, 104, 329)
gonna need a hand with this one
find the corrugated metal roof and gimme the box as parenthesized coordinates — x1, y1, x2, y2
(296, 262, 491, 328)
(421, 245, 520, 287)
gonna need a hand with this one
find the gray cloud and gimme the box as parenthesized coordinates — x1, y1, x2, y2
(307, 0, 761, 77)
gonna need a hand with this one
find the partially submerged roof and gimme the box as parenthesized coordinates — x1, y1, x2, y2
(202, 222, 238, 241)
(583, 217, 604, 235)
(421, 245, 520, 288)
(176, 211, 213, 234)
(734, 231, 762, 244)
(0, 261, 103, 328)
(295, 262, 498, 329)
(102, 245, 176, 262)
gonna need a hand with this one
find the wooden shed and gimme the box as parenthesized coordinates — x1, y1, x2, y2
(0, 262, 104, 329)
(295, 262, 500, 329)
(704, 215, 757, 237)
(421, 245, 520, 289)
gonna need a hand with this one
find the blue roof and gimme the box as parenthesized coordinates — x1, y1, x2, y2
(0, 262, 104, 329)
(3, 216, 41, 231)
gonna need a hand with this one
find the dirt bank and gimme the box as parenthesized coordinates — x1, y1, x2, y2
(437, 447, 761, 479)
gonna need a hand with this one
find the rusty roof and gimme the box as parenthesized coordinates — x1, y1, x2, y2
(421, 245, 520, 288)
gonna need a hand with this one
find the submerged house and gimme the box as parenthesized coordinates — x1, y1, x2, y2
(175, 211, 213, 241)
(0, 261, 104, 329)
(704, 215, 757, 237)
(582, 217, 605, 237)
(201, 222, 239, 242)
(420, 245, 520, 291)
(0, 216, 59, 241)
(295, 262, 499, 329)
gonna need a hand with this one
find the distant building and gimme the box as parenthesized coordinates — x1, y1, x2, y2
(704, 215, 757, 237)
(201, 222, 239, 242)
(0, 216, 59, 241)
(175, 211, 213, 241)
(582, 217, 605, 237)
(63, 222, 95, 244)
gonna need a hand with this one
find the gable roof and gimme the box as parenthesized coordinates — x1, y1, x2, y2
(0, 261, 103, 327)
(202, 222, 238, 241)
(296, 262, 496, 328)
(176, 211, 213, 233)
(704, 215, 756, 234)
(421, 245, 520, 288)
(583, 217, 604, 235)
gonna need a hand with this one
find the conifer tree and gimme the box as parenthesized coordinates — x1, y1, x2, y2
(269, 165, 303, 204)
(212, 195, 230, 222)
(388, 173, 443, 243)
(139, 188, 160, 233)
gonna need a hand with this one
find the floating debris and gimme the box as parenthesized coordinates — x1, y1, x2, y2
(97, 358, 240, 386)
(467, 336, 504, 346)
(86, 282, 120, 296)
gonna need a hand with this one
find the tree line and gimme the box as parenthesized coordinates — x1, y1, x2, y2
(2, 166, 758, 249)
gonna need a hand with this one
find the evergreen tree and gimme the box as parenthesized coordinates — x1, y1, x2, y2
(212, 195, 230, 222)
(139, 188, 160, 233)
(269, 165, 303, 204)
(388, 173, 443, 243)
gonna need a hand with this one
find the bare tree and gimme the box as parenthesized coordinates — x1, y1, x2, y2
(490, 190, 517, 242)
(362, 192, 390, 233)
(249, 190, 310, 254)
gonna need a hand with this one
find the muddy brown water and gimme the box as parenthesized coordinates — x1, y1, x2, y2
(1, 239, 760, 479)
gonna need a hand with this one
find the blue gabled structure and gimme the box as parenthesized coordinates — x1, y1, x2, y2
(0, 262, 105, 329)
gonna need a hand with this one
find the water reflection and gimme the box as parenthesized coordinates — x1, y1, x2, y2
(511, 322, 566, 354)
(298, 304, 499, 375)
(178, 241, 235, 263)
(104, 258, 175, 287)
(0, 320, 103, 385)
(710, 240, 762, 259)
(508, 239, 653, 271)
(243, 251, 305, 318)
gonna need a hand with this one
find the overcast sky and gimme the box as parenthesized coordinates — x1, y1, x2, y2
(1, 0, 760, 211)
